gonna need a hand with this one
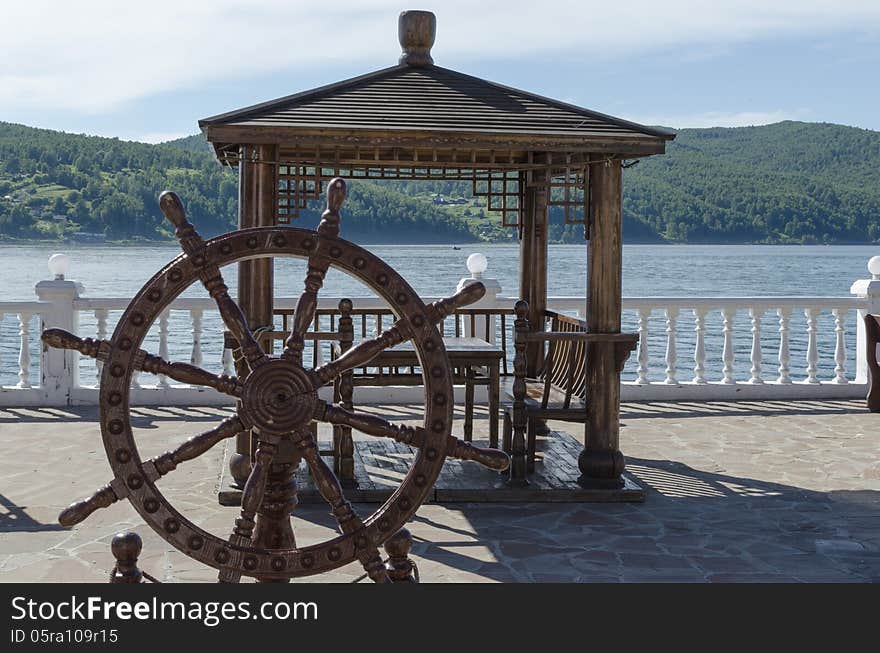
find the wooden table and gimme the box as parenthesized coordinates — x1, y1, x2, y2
(355, 337, 503, 447)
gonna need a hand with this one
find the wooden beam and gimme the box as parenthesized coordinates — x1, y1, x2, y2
(519, 165, 549, 376)
(230, 144, 277, 490)
(579, 159, 626, 489)
(204, 125, 669, 158)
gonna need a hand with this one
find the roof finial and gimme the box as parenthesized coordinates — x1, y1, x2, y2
(398, 10, 435, 67)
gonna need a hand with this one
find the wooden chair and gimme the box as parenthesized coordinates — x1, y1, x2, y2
(865, 313, 880, 412)
(503, 300, 638, 482)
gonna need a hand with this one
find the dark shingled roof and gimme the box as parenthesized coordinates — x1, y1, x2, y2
(200, 64, 674, 142)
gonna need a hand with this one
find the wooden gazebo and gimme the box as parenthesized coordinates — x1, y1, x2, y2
(200, 10, 674, 493)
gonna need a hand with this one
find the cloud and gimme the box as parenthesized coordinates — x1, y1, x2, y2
(631, 109, 811, 129)
(1, 1, 879, 114)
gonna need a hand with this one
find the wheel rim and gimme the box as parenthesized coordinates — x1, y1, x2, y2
(99, 226, 453, 578)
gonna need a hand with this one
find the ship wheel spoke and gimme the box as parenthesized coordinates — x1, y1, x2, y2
(309, 281, 486, 387)
(159, 191, 268, 371)
(219, 434, 280, 583)
(58, 416, 246, 527)
(295, 434, 390, 583)
(310, 319, 412, 387)
(283, 178, 347, 363)
(41, 329, 242, 397)
(316, 402, 509, 471)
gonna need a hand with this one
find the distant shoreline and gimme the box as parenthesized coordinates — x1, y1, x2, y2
(1, 237, 877, 247)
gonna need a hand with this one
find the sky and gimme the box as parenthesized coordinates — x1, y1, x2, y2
(2, 0, 879, 143)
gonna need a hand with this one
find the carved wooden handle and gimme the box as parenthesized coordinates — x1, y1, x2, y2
(58, 484, 119, 527)
(140, 354, 241, 396)
(428, 281, 486, 321)
(313, 321, 410, 385)
(42, 329, 108, 361)
(43, 329, 241, 396)
(447, 437, 510, 471)
(158, 191, 189, 231)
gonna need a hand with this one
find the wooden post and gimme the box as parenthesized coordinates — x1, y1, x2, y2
(109, 532, 143, 583)
(579, 159, 626, 489)
(230, 144, 277, 487)
(519, 166, 549, 377)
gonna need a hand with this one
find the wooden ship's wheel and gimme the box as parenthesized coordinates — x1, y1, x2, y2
(42, 178, 508, 583)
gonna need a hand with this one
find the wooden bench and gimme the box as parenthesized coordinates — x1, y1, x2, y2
(503, 300, 638, 482)
(865, 313, 880, 412)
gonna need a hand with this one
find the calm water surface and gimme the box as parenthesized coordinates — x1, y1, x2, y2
(1, 242, 877, 299)
(1, 242, 877, 385)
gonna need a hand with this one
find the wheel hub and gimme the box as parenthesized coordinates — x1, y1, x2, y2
(239, 358, 317, 436)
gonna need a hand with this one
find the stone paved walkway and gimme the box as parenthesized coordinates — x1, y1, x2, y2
(1, 400, 877, 582)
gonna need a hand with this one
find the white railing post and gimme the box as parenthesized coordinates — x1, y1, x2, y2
(636, 308, 650, 384)
(692, 307, 707, 384)
(748, 307, 764, 384)
(34, 253, 83, 405)
(721, 307, 735, 384)
(663, 307, 678, 384)
(777, 307, 792, 384)
(157, 310, 170, 389)
(94, 308, 108, 386)
(190, 308, 204, 367)
(222, 344, 235, 377)
(851, 256, 880, 384)
(832, 307, 848, 384)
(457, 252, 501, 343)
(17, 312, 32, 388)
(804, 307, 820, 383)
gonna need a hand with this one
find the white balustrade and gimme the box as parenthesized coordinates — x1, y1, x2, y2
(222, 345, 235, 377)
(804, 307, 819, 384)
(190, 309, 204, 368)
(693, 308, 707, 384)
(721, 307, 735, 384)
(664, 307, 678, 384)
(748, 308, 763, 384)
(17, 312, 32, 388)
(636, 308, 650, 384)
(157, 310, 171, 389)
(95, 308, 108, 385)
(832, 308, 848, 384)
(777, 307, 792, 384)
(2, 254, 880, 406)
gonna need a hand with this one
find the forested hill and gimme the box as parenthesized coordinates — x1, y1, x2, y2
(623, 121, 880, 244)
(1, 120, 879, 244)
(0, 123, 476, 243)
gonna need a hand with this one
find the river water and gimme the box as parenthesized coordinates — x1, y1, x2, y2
(1, 242, 877, 385)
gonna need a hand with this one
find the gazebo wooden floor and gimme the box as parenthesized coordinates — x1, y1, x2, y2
(218, 430, 644, 505)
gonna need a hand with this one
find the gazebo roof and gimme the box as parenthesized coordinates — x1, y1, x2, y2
(201, 64, 673, 145)
(200, 13, 674, 161)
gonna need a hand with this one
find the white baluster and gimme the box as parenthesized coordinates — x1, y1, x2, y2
(222, 344, 234, 377)
(721, 307, 735, 384)
(777, 307, 792, 384)
(664, 307, 678, 385)
(636, 308, 650, 384)
(157, 310, 170, 389)
(190, 308, 204, 368)
(95, 309, 108, 386)
(692, 307, 707, 384)
(805, 307, 819, 383)
(832, 308, 848, 384)
(748, 307, 763, 384)
(0, 312, 4, 386)
(17, 312, 32, 388)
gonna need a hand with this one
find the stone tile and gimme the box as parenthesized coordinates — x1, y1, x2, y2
(1, 400, 878, 583)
